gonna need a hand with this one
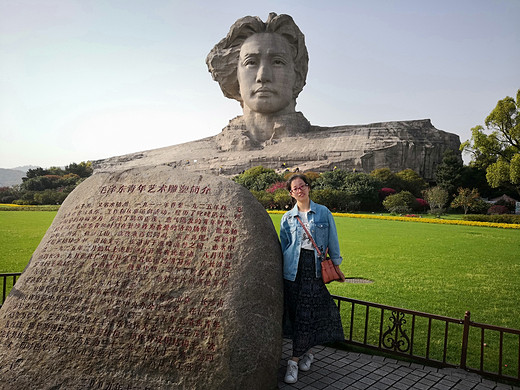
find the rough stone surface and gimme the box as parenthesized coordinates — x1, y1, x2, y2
(0, 167, 283, 390)
(92, 117, 461, 181)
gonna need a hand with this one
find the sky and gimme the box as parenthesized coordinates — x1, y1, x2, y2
(1, 0, 519, 169)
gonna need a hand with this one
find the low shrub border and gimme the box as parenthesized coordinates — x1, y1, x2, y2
(268, 210, 520, 229)
(463, 214, 520, 224)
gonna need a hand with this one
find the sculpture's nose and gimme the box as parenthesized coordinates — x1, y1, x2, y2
(256, 62, 272, 83)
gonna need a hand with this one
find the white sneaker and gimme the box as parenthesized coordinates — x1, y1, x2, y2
(299, 353, 314, 371)
(284, 360, 298, 384)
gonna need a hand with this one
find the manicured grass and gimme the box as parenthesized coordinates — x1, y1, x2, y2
(0, 211, 57, 273)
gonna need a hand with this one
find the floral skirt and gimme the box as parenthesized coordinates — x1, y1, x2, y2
(283, 249, 344, 357)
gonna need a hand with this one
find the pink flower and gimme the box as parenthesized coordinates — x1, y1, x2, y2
(266, 181, 286, 194)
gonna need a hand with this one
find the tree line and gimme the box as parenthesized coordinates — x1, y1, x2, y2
(232, 163, 515, 216)
(0, 162, 93, 205)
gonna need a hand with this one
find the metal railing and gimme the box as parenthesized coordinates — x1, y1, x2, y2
(332, 295, 520, 385)
(1, 272, 21, 305)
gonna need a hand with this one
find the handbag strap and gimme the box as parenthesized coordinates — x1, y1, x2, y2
(295, 215, 323, 257)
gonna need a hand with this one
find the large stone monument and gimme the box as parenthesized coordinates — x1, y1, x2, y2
(0, 167, 283, 389)
(93, 13, 461, 180)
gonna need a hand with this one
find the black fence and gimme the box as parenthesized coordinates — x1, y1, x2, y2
(333, 295, 520, 385)
(1, 272, 21, 305)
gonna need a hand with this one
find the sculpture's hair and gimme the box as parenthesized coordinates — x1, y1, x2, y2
(206, 13, 309, 103)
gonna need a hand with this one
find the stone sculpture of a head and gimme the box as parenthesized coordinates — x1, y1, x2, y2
(206, 13, 309, 117)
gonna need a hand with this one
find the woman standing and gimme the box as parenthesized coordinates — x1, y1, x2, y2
(280, 174, 345, 384)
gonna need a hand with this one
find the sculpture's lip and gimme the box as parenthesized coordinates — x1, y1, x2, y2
(254, 87, 276, 94)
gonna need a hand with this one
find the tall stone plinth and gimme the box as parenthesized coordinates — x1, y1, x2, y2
(0, 167, 283, 390)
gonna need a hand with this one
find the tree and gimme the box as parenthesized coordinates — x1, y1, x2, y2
(459, 166, 497, 198)
(273, 190, 292, 210)
(313, 169, 348, 190)
(314, 171, 381, 210)
(65, 161, 93, 178)
(486, 154, 520, 192)
(12, 161, 93, 205)
(24, 167, 48, 179)
(33, 189, 68, 205)
(21, 175, 60, 191)
(371, 168, 428, 197)
(450, 188, 480, 215)
(435, 149, 463, 197)
(281, 170, 320, 183)
(510, 153, 520, 185)
(311, 189, 358, 212)
(396, 169, 427, 197)
(382, 191, 416, 214)
(0, 186, 21, 203)
(250, 190, 274, 209)
(342, 173, 381, 210)
(47, 166, 65, 176)
(301, 171, 320, 183)
(461, 89, 520, 195)
(423, 186, 449, 216)
(232, 166, 282, 191)
(370, 168, 402, 191)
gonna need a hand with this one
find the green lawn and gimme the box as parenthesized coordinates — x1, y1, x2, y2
(0, 210, 57, 273)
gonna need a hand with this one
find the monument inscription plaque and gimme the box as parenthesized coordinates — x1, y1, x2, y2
(0, 167, 283, 389)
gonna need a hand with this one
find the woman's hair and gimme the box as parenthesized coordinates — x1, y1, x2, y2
(286, 173, 311, 191)
(206, 12, 309, 104)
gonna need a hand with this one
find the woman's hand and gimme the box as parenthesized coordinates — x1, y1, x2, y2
(334, 265, 346, 282)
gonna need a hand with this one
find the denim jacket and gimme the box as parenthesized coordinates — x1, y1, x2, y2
(280, 200, 343, 281)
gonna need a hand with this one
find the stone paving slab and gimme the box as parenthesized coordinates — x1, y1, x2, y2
(278, 339, 520, 390)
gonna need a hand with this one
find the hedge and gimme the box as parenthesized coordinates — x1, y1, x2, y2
(463, 214, 520, 224)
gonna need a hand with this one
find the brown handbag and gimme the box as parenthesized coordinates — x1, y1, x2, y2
(295, 216, 345, 284)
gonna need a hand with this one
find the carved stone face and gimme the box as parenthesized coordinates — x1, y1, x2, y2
(237, 33, 297, 115)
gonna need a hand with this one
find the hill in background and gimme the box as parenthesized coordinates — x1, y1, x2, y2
(0, 166, 37, 187)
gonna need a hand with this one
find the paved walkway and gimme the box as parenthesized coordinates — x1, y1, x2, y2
(278, 339, 520, 390)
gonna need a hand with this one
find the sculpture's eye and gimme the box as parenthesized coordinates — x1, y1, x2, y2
(242, 58, 257, 67)
(272, 56, 289, 66)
